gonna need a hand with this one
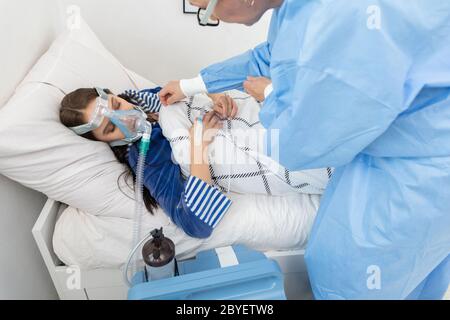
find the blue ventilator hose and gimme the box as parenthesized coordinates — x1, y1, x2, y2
(124, 127, 152, 287)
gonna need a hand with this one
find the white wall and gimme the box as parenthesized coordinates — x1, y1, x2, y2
(58, 0, 271, 85)
(0, 0, 60, 299)
(0, 0, 61, 107)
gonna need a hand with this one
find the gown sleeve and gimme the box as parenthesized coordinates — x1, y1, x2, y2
(128, 125, 232, 239)
(200, 41, 272, 93)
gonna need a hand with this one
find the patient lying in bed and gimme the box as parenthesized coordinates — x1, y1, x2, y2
(59, 87, 331, 240)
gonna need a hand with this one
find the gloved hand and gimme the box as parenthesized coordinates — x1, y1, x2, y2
(243, 76, 272, 102)
(159, 80, 186, 106)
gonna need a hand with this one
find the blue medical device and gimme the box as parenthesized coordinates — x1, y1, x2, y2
(128, 245, 286, 300)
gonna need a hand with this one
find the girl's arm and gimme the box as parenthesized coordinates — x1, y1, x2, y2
(189, 111, 222, 184)
(128, 121, 231, 239)
(190, 152, 212, 185)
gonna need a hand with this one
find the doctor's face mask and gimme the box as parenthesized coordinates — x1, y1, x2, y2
(60, 88, 151, 146)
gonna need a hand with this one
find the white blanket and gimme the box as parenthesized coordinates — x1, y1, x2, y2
(53, 192, 320, 269)
(159, 91, 333, 196)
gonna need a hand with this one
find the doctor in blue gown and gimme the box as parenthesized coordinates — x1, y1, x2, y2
(161, 0, 450, 299)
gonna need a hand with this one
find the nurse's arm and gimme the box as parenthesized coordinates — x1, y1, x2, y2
(180, 41, 272, 97)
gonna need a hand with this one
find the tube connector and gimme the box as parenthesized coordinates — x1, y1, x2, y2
(140, 133, 151, 156)
(194, 117, 204, 147)
(139, 125, 152, 156)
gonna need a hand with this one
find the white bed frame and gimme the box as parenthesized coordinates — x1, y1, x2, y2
(32, 198, 314, 300)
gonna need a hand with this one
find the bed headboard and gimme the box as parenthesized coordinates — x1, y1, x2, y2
(0, 0, 63, 108)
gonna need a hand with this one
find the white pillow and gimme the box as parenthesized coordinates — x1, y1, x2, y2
(0, 19, 168, 224)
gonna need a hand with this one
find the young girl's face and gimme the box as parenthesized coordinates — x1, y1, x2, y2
(84, 94, 134, 143)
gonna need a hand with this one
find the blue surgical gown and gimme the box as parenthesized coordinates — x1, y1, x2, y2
(200, 0, 450, 299)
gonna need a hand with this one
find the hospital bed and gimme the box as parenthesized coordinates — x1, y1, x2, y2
(32, 198, 313, 300)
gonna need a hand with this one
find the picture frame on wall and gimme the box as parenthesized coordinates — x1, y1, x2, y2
(183, 0, 198, 14)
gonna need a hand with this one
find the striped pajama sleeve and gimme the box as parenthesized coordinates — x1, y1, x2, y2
(183, 176, 233, 230)
(123, 88, 163, 113)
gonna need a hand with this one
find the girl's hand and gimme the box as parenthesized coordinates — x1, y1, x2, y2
(159, 80, 186, 106)
(212, 94, 238, 120)
(190, 111, 223, 148)
(243, 76, 272, 102)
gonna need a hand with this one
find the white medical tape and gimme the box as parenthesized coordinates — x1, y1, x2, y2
(215, 246, 239, 268)
(194, 117, 203, 146)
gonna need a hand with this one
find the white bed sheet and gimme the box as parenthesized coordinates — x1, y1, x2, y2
(53, 192, 320, 269)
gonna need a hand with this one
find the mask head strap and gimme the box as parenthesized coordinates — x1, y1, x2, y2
(95, 87, 109, 102)
(69, 87, 109, 135)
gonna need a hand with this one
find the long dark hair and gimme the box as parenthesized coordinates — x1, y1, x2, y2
(59, 88, 158, 215)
